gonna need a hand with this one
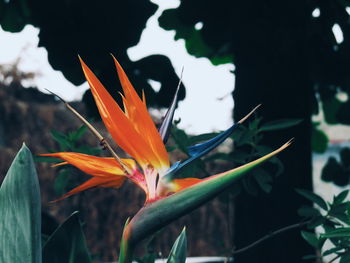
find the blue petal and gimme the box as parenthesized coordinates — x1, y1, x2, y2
(164, 123, 239, 180)
(163, 105, 260, 181)
(187, 124, 237, 158)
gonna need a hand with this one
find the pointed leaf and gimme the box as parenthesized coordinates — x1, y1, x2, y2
(321, 227, 350, 238)
(333, 190, 349, 205)
(70, 125, 88, 141)
(42, 212, 92, 263)
(295, 189, 328, 210)
(0, 145, 42, 263)
(301, 231, 319, 248)
(259, 119, 303, 132)
(167, 227, 187, 263)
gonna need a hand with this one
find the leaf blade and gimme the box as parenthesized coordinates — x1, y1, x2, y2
(42, 212, 92, 263)
(167, 227, 187, 263)
(0, 145, 42, 263)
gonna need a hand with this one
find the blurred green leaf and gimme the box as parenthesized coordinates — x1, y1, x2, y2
(321, 228, 350, 238)
(329, 202, 350, 224)
(167, 227, 187, 263)
(322, 97, 341, 124)
(53, 170, 72, 196)
(321, 157, 345, 185)
(259, 119, 302, 132)
(323, 246, 345, 256)
(1, 2, 26, 32)
(297, 205, 321, 218)
(301, 231, 319, 248)
(34, 156, 61, 163)
(334, 190, 349, 205)
(308, 217, 326, 228)
(296, 189, 328, 210)
(51, 130, 72, 151)
(242, 175, 259, 196)
(203, 152, 233, 162)
(171, 127, 190, 154)
(42, 212, 92, 263)
(69, 125, 88, 142)
(253, 168, 273, 193)
(136, 253, 156, 263)
(302, 254, 319, 260)
(0, 145, 41, 263)
(166, 146, 177, 152)
(312, 127, 329, 153)
(340, 251, 350, 263)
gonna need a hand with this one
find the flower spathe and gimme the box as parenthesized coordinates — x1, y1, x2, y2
(42, 56, 289, 203)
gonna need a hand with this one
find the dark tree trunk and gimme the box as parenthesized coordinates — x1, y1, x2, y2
(231, 2, 314, 262)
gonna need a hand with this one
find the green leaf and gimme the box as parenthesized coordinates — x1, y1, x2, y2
(53, 170, 72, 196)
(302, 254, 319, 260)
(253, 168, 273, 193)
(167, 227, 187, 263)
(323, 246, 345, 256)
(322, 97, 341, 124)
(312, 127, 329, 153)
(329, 202, 350, 224)
(203, 152, 233, 162)
(301, 231, 319, 248)
(340, 251, 350, 263)
(295, 189, 328, 210)
(34, 156, 62, 163)
(307, 216, 326, 229)
(259, 119, 303, 132)
(69, 125, 88, 142)
(42, 212, 92, 263)
(51, 130, 72, 151)
(321, 227, 350, 238)
(0, 144, 41, 263)
(297, 205, 321, 218)
(334, 190, 349, 205)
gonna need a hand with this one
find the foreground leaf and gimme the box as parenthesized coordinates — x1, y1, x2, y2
(0, 144, 41, 263)
(259, 119, 303, 132)
(167, 227, 187, 263)
(42, 212, 92, 263)
(295, 189, 328, 210)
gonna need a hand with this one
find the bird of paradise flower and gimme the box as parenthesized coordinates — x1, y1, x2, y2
(41, 55, 292, 263)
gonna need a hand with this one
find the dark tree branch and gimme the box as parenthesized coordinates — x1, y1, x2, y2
(232, 220, 311, 255)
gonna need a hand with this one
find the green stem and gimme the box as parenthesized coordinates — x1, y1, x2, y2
(118, 218, 134, 263)
(119, 141, 291, 261)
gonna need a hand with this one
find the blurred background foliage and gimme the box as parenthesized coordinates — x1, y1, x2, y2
(2, 0, 350, 262)
(0, 0, 185, 113)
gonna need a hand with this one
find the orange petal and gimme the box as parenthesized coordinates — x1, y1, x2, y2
(79, 57, 169, 171)
(168, 177, 202, 193)
(40, 152, 135, 177)
(51, 161, 68, 167)
(52, 176, 126, 202)
(112, 56, 169, 171)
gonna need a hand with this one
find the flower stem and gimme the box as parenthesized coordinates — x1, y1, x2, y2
(119, 218, 134, 263)
(45, 89, 132, 174)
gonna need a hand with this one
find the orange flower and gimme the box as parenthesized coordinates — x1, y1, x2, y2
(42, 56, 265, 203)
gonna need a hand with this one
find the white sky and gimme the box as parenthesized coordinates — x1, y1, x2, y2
(0, 0, 234, 134)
